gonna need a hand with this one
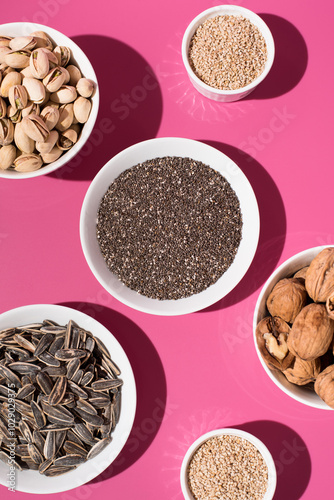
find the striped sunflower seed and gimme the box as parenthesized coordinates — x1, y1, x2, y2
(87, 437, 112, 460)
(48, 376, 67, 405)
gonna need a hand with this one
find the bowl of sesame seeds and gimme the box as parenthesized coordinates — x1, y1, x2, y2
(180, 428, 277, 500)
(181, 5, 275, 102)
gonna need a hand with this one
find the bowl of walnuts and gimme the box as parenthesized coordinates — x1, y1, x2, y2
(253, 245, 334, 410)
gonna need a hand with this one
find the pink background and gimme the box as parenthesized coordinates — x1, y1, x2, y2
(0, 0, 332, 498)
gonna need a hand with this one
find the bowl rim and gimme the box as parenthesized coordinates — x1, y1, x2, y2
(0, 22, 99, 180)
(253, 244, 334, 410)
(180, 427, 277, 500)
(0, 303, 137, 493)
(80, 136, 260, 316)
(181, 5, 275, 97)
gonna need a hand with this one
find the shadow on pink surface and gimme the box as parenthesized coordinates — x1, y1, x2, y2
(50, 35, 163, 182)
(58, 302, 166, 479)
(234, 420, 311, 500)
(199, 141, 286, 312)
(249, 14, 308, 100)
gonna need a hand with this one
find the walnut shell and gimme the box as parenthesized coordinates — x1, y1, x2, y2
(326, 294, 334, 320)
(283, 356, 321, 385)
(305, 247, 334, 302)
(287, 303, 334, 360)
(314, 365, 334, 408)
(293, 266, 309, 283)
(266, 277, 308, 323)
(256, 316, 294, 372)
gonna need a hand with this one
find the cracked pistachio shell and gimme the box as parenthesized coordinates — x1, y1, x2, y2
(56, 103, 73, 132)
(9, 36, 36, 52)
(36, 129, 58, 154)
(0, 71, 22, 97)
(57, 127, 77, 150)
(21, 101, 40, 118)
(50, 85, 77, 104)
(41, 145, 62, 163)
(14, 152, 42, 172)
(8, 84, 28, 110)
(22, 77, 46, 104)
(0, 144, 16, 170)
(0, 46, 11, 64)
(76, 78, 95, 98)
(288, 303, 334, 361)
(266, 278, 308, 324)
(315, 365, 334, 409)
(0, 97, 6, 118)
(0, 117, 14, 145)
(283, 357, 321, 386)
(0, 36, 12, 48)
(59, 66, 70, 84)
(67, 64, 81, 86)
(40, 105, 60, 130)
(73, 96, 91, 123)
(29, 48, 50, 79)
(29, 31, 53, 51)
(305, 247, 334, 303)
(5, 50, 31, 69)
(256, 316, 294, 372)
(21, 113, 49, 142)
(53, 46, 71, 67)
(40, 48, 58, 67)
(14, 121, 35, 154)
(7, 105, 22, 124)
(43, 66, 66, 92)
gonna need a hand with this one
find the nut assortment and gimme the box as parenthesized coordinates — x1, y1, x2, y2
(0, 30, 96, 172)
(256, 247, 334, 408)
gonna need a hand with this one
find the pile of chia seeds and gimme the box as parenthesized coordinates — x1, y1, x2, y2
(96, 156, 242, 300)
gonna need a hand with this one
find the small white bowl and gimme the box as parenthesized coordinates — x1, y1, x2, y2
(181, 5, 275, 102)
(180, 428, 277, 500)
(0, 304, 136, 493)
(253, 245, 334, 410)
(80, 137, 259, 316)
(0, 22, 99, 179)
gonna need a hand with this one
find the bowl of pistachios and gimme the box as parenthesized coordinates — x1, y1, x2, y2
(0, 22, 99, 178)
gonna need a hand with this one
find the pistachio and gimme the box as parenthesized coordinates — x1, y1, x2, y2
(73, 96, 91, 123)
(40, 105, 60, 130)
(21, 114, 49, 142)
(0, 117, 14, 145)
(53, 46, 71, 67)
(8, 84, 28, 110)
(305, 247, 334, 302)
(0, 36, 12, 48)
(0, 96, 7, 118)
(59, 66, 70, 84)
(7, 105, 22, 124)
(56, 103, 73, 132)
(14, 121, 35, 153)
(0, 144, 16, 169)
(1, 66, 15, 77)
(20, 66, 34, 78)
(9, 36, 36, 52)
(29, 48, 50, 79)
(29, 31, 53, 51)
(67, 64, 81, 86)
(256, 316, 294, 371)
(21, 101, 40, 118)
(50, 85, 77, 104)
(76, 78, 95, 98)
(43, 66, 66, 92)
(314, 365, 334, 409)
(266, 278, 308, 324)
(57, 127, 77, 150)
(0, 47, 11, 64)
(22, 77, 46, 104)
(36, 129, 58, 154)
(5, 50, 31, 69)
(283, 357, 321, 386)
(40, 48, 58, 67)
(14, 152, 42, 172)
(41, 145, 62, 163)
(0, 71, 22, 97)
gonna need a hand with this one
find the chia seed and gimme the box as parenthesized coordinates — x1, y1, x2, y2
(96, 156, 242, 300)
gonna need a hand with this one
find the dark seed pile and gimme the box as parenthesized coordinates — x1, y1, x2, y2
(96, 156, 242, 300)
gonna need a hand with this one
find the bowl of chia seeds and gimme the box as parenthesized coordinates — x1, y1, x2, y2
(80, 137, 259, 315)
(180, 428, 277, 500)
(181, 5, 275, 102)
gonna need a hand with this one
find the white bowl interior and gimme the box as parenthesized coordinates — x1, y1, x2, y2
(0, 304, 136, 493)
(80, 137, 260, 315)
(253, 245, 334, 410)
(0, 22, 99, 179)
(181, 5, 275, 102)
(180, 428, 277, 500)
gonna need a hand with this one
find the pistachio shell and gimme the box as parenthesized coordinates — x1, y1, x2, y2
(73, 96, 91, 123)
(5, 50, 31, 69)
(266, 278, 308, 324)
(0, 117, 14, 145)
(0, 96, 7, 118)
(8, 84, 28, 110)
(7, 105, 21, 124)
(67, 65, 81, 86)
(53, 46, 71, 67)
(14, 121, 35, 153)
(41, 145, 62, 163)
(40, 48, 58, 67)
(50, 85, 77, 104)
(57, 128, 77, 150)
(30, 48, 50, 79)
(21, 101, 40, 118)
(22, 77, 46, 104)
(0, 71, 22, 97)
(43, 67, 66, 92)
(56, 103, 73, 132)
(36, 130, 58, 154)
(40, 106, 60, 131)
(29, 31, 53, 51)
(20, 66, 34, 78)
(59, 66, 70, 84)
(14, 153, 42, 172)
(0, 46, 11, 64)
(9, 36, 36, 52)
(21, 114, 49, 142)
(0, 36, 12, 48)
(76, 78, 95, 98)
(0, 144, 16, 170)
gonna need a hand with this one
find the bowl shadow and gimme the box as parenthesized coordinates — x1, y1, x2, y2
(248, 14, 308, 100)
(199, 141, 286, 312)
(233, 420, 311, 500)
(50, 35, 163, 182)
(58, 301, 167, 479)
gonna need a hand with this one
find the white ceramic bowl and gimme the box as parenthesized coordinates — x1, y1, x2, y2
(253, 245, 334, 410)
(181, 5, 275, 102)
(0, 304, 136, 493)
(0, 22, 99, 179)
(80, 137, 260, 316)
(180, 428, 277, 500)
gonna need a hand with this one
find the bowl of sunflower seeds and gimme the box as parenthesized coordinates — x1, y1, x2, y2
(0, 304, 136, 493)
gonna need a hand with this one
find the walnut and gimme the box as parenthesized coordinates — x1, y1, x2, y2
(283, 356, 321, 385)
(256, 316, 294, 371)
(293, 266, 309, 284)
(314, 365, 334, 408)
(305, 247, 334, 302)
(266, 277, 308, 323)
(287, 303, 334, 361)
(326, 294, 334, 320)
